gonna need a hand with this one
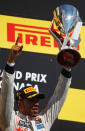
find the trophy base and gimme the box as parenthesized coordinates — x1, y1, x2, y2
(57, 49, 81, 67)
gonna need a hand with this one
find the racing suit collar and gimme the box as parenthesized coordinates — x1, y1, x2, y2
(17, 111, 39, 121)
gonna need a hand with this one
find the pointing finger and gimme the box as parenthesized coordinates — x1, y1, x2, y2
(15, 36, 19, 45)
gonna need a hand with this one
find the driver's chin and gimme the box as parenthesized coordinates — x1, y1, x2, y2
(30, 108, 39, 117)
(31, 109, 39, 117)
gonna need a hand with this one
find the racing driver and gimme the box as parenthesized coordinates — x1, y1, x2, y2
(0, 38, 71, 131)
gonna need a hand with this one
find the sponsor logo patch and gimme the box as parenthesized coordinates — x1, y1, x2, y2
(36, 123, 45, 129)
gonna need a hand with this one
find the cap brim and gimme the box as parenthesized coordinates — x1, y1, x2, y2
(26, 93, 45, 99)
(35, 93, 45, 99)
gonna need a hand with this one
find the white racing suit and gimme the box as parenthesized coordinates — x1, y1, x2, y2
(0, 65, 71, 131)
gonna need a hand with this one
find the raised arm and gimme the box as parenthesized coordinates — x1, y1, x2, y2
(40, 68, 72, 130)
(0, 37, 23, 130)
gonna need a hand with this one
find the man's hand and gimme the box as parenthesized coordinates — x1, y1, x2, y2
(8, 36, 23, 63)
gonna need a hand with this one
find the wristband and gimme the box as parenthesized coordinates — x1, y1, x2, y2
(7, 61, 15, 67)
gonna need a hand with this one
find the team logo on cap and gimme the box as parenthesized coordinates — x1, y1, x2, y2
(24, 87, 37, 94)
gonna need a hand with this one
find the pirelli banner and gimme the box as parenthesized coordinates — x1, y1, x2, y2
(0, 15, 85, 131)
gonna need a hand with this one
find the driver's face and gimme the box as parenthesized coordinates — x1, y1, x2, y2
(18, 97, 39, 117)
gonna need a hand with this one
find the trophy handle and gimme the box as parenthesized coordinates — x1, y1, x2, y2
(49, 20, 62, 50)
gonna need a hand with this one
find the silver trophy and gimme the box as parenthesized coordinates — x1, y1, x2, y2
(49, 4, 82, 67)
